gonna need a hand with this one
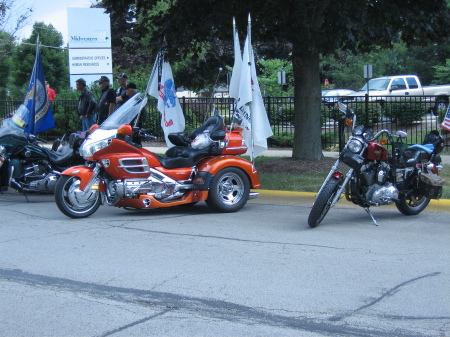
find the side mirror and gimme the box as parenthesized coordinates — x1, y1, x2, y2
(393, 131, 408, 139)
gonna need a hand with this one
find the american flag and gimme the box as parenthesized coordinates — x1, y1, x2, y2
(441, 105, 450, 131)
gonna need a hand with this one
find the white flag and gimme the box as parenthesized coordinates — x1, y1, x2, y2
(236, 22, 273, 160)
(229, 19, 242, 101)
(147, 56, 185, 147)
(236, 34, 253, 157)
(146, 54, 160, 99)
(249, 47, 273, 159)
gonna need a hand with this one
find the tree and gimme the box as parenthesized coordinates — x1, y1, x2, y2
(11, 22, 68, 98)
(100, 0, 450, 160)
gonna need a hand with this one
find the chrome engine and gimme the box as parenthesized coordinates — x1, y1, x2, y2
(11, 161, 59, 193)
(105, 168, 195, 206)
(361, 162, 399, 205)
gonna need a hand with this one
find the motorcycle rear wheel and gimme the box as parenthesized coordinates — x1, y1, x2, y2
(395, 194, 430, 215)
(205, 167, 250, 212)
(55, 175, 101, 218)
(308, 176, 341, 228)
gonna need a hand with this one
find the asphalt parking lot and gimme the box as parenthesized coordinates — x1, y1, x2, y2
(0, 189, 449, 336)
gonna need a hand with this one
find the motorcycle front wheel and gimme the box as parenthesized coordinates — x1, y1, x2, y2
(395, 194, 430, 215)
(205, 167, 250, 213)
(308, 176, 341, 228)
(55, 175, 101, 218)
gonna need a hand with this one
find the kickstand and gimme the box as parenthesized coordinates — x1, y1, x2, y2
(364, 207, 379, 226)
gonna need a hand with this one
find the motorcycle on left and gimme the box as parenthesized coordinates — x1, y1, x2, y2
(0, 105, 86, 193)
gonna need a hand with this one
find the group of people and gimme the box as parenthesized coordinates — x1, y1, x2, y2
(75, 73, 141, 131)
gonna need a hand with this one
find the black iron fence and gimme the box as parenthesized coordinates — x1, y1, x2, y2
(1, 95, 448, 151)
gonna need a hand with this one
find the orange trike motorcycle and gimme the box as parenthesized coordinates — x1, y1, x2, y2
(54, 93, 260, 218)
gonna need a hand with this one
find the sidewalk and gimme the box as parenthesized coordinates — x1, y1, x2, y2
(144, 146, 449, 165)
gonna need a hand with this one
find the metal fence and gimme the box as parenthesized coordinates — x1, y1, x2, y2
(1, 95, 448, 151)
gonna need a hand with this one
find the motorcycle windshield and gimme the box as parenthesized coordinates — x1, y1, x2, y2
(99, 93, 148, 130)
(0, 105, 30, 140)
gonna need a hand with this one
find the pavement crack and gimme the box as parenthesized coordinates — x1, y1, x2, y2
(329, 271, 442, 322)
(0, 268, 424, 337)
(98, 309, 172, 337)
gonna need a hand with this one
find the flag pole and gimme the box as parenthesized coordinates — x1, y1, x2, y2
(247, 13, 256, 164)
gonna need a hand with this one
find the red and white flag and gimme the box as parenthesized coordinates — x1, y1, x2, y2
(147, 55, 185, 147)
(441, 105, 450, 131)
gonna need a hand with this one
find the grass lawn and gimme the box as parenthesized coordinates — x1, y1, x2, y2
(252, 156, 450, 199)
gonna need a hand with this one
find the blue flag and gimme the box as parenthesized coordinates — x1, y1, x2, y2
(24, 44, 56, 134)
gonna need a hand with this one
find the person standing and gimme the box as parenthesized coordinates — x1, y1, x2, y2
(75, 78, 96, 131)
(46, 81, 57, 101)
(96, 76, 116, 124)
(115, 73, 128, 111)
(123, 83, 146, 144)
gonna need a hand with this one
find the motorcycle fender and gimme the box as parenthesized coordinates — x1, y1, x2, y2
(60, 166, 104, 192)
(196, 156, 261, 189)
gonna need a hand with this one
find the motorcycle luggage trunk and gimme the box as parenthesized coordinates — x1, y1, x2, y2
(221, 131, 247, 155)
(418, 173, 444, 199)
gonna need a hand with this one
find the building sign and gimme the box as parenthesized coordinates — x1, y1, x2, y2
(69, 49, 112, 75)
(67, 8, 112, 87)
(68, 8, 111, 49)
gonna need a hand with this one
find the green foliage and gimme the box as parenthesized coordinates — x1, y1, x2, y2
(257, 59, 293, 96)
(52, 102, 81, 136)
(269, 104, 295, 125)
(385, 100, 426, 126)
(348, 102, 383, 127)
(433, 59, 450, 84)
(269, 132, 294, 148)
(11, 22, 68, 99)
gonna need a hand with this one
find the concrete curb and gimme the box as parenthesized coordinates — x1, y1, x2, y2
(255, 189, 450, 211)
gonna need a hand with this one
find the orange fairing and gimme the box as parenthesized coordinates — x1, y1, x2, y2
(114, 191, 209, 209)
(60, 165, 104, 191)
(197, 155, 261, 188)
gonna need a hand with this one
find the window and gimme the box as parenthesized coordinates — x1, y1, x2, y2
(391, 78, 407, 90)
(406, 77, 419, 89)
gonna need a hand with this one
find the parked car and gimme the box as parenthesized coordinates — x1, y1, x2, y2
(343, 75, 450, 113)
(322, 89, 356, 106)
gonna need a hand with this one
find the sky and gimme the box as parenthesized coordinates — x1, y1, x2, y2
(16, 0, 94, 44)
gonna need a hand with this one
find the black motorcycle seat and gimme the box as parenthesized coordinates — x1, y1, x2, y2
(41, 145, 74, 166)
(402, 148, 431, 166)
(167, 115, 225, 147)
(156, 147, 214, 169)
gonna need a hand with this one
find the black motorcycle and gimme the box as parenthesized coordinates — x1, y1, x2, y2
(0, 105, 85, 194)
(308, 103, 445, 227)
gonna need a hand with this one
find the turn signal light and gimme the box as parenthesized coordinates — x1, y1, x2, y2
(117, 124, 133, 136)
(380, 137, 388, 145)
(89, 124, 99, 133)
(345, 118, 353, 126)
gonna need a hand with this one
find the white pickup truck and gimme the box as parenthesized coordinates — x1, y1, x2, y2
(344, 75, 450, 113)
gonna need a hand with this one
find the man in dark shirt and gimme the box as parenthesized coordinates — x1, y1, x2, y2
(75, 78, 96, 131)
(96, 76, 116, 125)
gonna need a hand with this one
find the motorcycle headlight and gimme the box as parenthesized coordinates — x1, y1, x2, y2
(80, 139, 111, 159)
(347, 138, 364, 153)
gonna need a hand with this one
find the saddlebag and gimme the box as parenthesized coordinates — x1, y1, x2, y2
(418, 173, 445, 199)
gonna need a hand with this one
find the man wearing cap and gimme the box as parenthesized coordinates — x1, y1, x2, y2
(114, 73, 128, 111)
(96, 76, 116, 124)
